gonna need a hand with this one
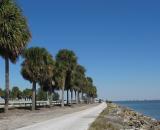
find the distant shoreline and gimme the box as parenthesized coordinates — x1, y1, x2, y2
(114, 100, 160, 102)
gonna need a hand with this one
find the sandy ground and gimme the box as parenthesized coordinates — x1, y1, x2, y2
(16, 103, 106, 130)
(0, 104, 101, 130)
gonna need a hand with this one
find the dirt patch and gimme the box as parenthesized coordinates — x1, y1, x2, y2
(0, 104, 98, 130)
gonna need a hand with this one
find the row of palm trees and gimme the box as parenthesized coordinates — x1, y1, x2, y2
(0, 0, 97, 113)
(21, 48, 97, 110)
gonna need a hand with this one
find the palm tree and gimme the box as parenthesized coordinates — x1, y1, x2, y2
(54, 62, 66, 107)
(72, 65, 86, 104)
(81, 76, 88, 103)
(88, 86, 97, 103)
(85, 77, 94, 103)
(91, 86, 97, 103)
(69, 72, 76, 105)
(0, 0, 31, 112)
(84, 77, 97, 103)
(21, 47, 54, 110)
(40, 78, 56, 107)
(56, 49, 77, 106)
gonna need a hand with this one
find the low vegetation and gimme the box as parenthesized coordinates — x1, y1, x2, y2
(89, 103, 116, 130)
(89, 103, 160, 130)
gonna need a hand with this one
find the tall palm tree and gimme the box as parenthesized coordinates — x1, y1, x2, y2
(72, 65, 86, 104)
(84, 77, 97, 103)
(40, 78, 56, 107)
(56, 49, 77, 106)
(69, 71, 76, 105)
(91, 86, 97, 103)
(0, 0, 31, 112)
(54, 62, 66, 107)
(81, 76, 88, 103)
(88, 85, 97, 103)
(85, 77, 94, 103)
(21, 47, 54, 110)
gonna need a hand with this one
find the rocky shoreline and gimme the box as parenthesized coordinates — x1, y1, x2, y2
(89, 103, 160, 130)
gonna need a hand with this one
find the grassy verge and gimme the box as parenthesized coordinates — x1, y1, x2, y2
(88, 103, 117, 130)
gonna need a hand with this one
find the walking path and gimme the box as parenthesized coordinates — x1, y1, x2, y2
(16, 103, 107, 130)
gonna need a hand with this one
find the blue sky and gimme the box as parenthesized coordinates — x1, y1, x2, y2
(0, 0, 160, 100)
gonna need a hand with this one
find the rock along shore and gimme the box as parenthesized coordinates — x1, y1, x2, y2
(105, 103, 160, 130)
(89, 103, 160, 130)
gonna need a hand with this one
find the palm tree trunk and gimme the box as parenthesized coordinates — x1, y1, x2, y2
(75, 90, 78, 104)
(81, 91, 83, 104)
(47, 92, 49, 101)
(4, 57, 9, 113)
(61, 76, 66, 107)
(77, 91, 79, 104)
(67, 89, 69, 105)
(32, 82, 36, 111)
(87, 95, 89, 104)
(49, 92, 52, 107)
(50, 88, 54, 107)
(89, 96, 91, 104)
(70, 89, 73, 106)
(79, 92, 80, 103)
(61, 86, 64, 107)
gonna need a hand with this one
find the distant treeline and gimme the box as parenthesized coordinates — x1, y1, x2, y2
(0, 87, 59, 101)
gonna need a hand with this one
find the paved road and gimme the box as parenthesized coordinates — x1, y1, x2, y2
(16, 103, 107, 130)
